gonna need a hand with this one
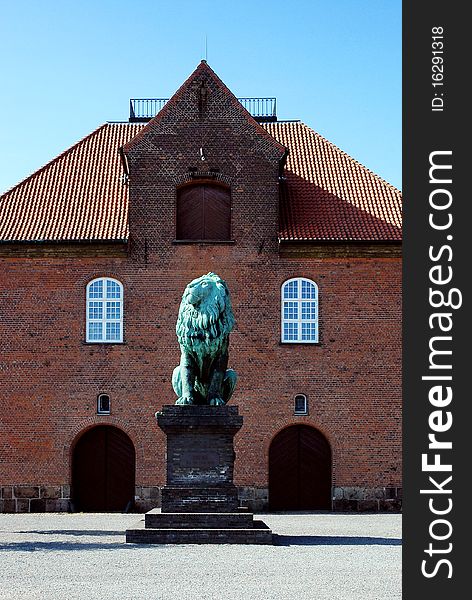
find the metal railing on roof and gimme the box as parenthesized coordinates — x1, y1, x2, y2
(129, 97, 277, 123)
(129, 99, 168, 122)
(237, 97, 276, 120)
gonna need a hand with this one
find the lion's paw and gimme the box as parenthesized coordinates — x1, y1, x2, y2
(209, 397, 226, 406)
(176, 396, 194, 405)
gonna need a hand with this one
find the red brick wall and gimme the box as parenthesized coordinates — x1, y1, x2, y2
(0, 253, 401, 490)
(0, 64, 401, 510)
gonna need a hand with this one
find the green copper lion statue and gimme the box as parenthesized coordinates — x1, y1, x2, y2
(172, 272, 237, 406)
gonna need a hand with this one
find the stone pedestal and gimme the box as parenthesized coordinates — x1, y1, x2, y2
(126, 405, 273, 544)
(159, 405, 242, 513)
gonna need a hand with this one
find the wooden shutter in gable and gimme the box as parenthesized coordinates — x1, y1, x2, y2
(203, 185, 231, 240)
(176, 185, 205, 240)
(176, 183, 231, 241)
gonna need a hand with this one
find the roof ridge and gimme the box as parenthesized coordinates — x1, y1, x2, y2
(0, 124, 108, 200)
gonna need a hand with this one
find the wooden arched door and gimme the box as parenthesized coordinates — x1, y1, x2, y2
(269, 425, 332, 510)
(72, 426, 135, 512)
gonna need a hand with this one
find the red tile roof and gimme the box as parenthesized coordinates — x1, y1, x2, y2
(0, 124, 141, 242)
(265, 121, 402, 242)
(0, 121, 402, 243)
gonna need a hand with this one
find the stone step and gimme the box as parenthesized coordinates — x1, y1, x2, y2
(126, 519, 273, 545)
(145, 509, 254, 529)
(161, 485, 239, 513)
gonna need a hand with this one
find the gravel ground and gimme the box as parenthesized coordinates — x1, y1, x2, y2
(0, 512, 401, 600)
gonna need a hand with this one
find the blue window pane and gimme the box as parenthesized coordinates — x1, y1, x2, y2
(87, 279, 123, 343)
(301, 280, 316, 299)
(88, 301, 103, 320)
(282, 279, 318, 343)
(283, 321, 298, 341)
(106, 322, 121, 341)
(283, 281, 298, 299)
(283, 301, 298, 320)
(301, 301, 316, 320)
(106, 280, 121, 299)
(89, 280, 103, 299)
(88, 322, 103, 340)
(106, 301, 121, 320)
(301, 322, 317, 341)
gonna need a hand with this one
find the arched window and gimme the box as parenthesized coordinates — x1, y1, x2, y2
(97, 394, 111, 414)
(86, 278, 123, 343)
(281, 278, 319, 343)
(176, 182, 231, 241)
(294, 394, 308, 415)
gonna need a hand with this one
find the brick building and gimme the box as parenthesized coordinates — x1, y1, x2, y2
(0, 62, 402, 513)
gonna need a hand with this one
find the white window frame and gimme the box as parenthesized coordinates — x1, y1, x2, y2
(86, 277, 124, 343)
(294, 394, 308, 415)
(281, 277, 319, 344)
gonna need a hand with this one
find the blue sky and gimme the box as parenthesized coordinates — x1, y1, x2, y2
(0, 0, 401, 194)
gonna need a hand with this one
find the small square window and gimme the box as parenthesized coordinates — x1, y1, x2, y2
(294, 394, 308, 415)
(97, 394, 110, 414)
(283, 281, 298, 299)
(301, 301, 316, 320)
(301, 322, 316, 341)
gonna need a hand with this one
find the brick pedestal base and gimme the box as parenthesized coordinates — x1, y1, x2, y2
(126, 405, 273, 544)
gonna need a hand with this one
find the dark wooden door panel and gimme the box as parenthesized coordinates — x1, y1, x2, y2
(106, 427, 136, 511)
(299, 426, 331, 508)
(268, 427, 299, 510)
(269, 425, 331, 510)
(73, 427, 107, 511)
(72, 426, 135, 512)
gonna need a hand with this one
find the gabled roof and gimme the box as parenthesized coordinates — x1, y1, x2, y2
(0, 121, 402, 243)
(123, 61, 286, 157)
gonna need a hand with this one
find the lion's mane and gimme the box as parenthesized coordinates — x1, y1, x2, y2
(176, 272, 235, 358)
